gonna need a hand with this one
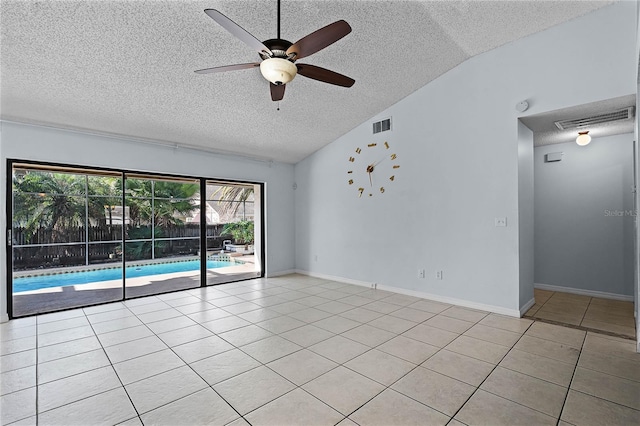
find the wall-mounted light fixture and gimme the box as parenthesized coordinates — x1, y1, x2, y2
(576, 131, 591, 146)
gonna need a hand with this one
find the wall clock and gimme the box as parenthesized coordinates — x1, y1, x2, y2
(347, 141, 399, 197)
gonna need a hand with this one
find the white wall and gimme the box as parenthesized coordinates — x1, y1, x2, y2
(294, 1, 637, 316)
(0, 121, 296, 321)
(534, 135, 635, 298)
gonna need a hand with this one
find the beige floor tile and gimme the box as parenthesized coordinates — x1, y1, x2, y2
(582, 333, 638, 361)
(480, 366, 567, 417)
(113, 349, 185, 385)
(367, 315, 417, 334)
(239, 335, 302, 364)
(38, 366, 121, 413)
(267, 349, 338, 385)
(389, 307, 436, 323)
(424, 315, 474, 334)
(478, 314, 533, 334)
(1, 366, 36, 396)
(376, 335, 440, 364)
(525, 322, 585, 348)
(454, 389, 556, 426)
(582, 309, 635, 326)
(547, 292, 590, 304)
(533, 289, 554, 302)
(1, 350, 36, 374)
(513, 335, 580, 364)
(350, 389, 450, 426)
(302, 366, 385, 416)
(440, 306, 488, 323)
(463, 324, 521, 347)
(287, 307, 334, 323)
(571, 367, 640, 410)
(156, 324, 213, 347)
(580, 319, 635, 338)
(140, 388, 238, 426)
(37, 348, 110, 384)
(308, 335, 369, 364)
(533, 309, 583, 326)
(313, 316, 361, 334)
(578, 350, 640, 382)
(525, 303, 543, 316)
(172, 335, 234, 364)
(391, 367, 475, 416)
(38, 388, 136, 425)
(444, 335, 510, 364)
(499, 349, 575, 387)
(279, 324, 334, 347)
(341, 324, 396, 347)
(37, 336, 101, 363)
(402, 324, 459, 348)
(245, 388, 343, 426)
(561, 390, 640, 426)
(344, 349, 415, 386)
(216, 324, 273, 347)
(0, 387, 36, 425)
(422, 349, 494, 386)
(407, 300, 452, 314)
(255, 316, 306, 334)
(190, 349, 260, 385)
(213, 366, 296, 415)
(339, 307, 385, 323)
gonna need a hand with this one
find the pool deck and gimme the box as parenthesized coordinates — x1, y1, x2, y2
(11, 255, 259, 317)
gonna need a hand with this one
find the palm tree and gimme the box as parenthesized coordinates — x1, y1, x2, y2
(211, 185, 254, 219)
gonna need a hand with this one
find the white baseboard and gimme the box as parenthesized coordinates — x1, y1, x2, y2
(1, 313, 9, 323)
(534, 283, 634, 302)
(520, 298, 536, 317)
(266, 269, 297, 278)
(295, 270, 521, 318)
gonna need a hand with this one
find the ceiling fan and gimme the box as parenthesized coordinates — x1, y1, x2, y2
(195, 0, 355, 102)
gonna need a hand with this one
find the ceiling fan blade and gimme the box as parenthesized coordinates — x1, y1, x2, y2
(270, 83, 286, 101)
(204, 9, 272, 55)
(296, 64, 355, 88)
(286, 20, 351, 60)
(195, 63, 260, 74)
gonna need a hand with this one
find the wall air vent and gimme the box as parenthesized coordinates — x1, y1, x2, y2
(554, 107, 634, 130)
(373, 118, 391, 134)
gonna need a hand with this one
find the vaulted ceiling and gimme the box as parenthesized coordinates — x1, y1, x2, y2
(0, 1, 614, 163)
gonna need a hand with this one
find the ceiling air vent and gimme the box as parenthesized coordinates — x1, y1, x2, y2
(373, 118, 391, 134)
(554, 107, 634, 130)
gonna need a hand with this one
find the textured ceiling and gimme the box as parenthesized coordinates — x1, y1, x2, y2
(0, 1, 614, 163)
(520, 94, 635, 147)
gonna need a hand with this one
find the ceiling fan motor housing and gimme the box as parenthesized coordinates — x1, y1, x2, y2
(259, 39, 297, 85)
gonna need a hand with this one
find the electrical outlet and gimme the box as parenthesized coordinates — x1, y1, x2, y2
(436, 270, 443, 280)
(314, 255, 318, 262)
(418, 269, 426, 278)
(494, 217, 507, 227)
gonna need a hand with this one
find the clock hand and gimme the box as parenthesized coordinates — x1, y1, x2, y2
(369, 171, 372, 187)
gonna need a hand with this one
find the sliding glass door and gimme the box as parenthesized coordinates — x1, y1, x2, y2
(8, 162, 264, 318)
(11, 166, 124, 316)
(204, 181, 262, 284)
(124, 175, 201, 298)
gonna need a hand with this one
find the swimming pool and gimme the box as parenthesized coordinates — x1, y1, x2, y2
(13, 259, 235, 293)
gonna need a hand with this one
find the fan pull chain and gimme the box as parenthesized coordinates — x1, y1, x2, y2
(277, 101, 280, 111)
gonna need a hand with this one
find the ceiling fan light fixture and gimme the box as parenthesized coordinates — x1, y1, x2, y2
(576, 131, 591, 146)
(260, 58, 297, 85)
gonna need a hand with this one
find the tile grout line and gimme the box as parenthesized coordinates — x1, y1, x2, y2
(554, 328, 588, 426)
(444, 319, 538, 423)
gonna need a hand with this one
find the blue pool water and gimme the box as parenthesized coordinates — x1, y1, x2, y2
(13, 260, 234, 293)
